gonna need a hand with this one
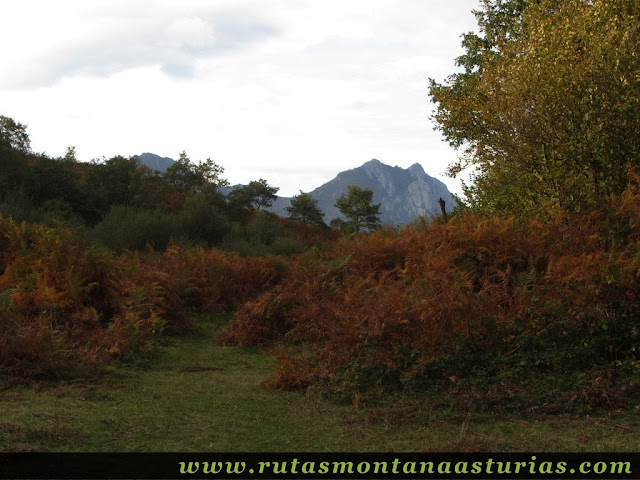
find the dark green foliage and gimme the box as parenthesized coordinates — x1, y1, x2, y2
(0, 115, 31, 153)
(163, 151, 228, 210)
(178, 194, 230, 245)
(0, 151, 30, 200)
(227, 179, 279, 211)
(0, 190, 85, 227)
(85, 155, 141, 208)
(92, 206, 182, 253)
(333, 185, 381, 233)
(286, 191, 325, 227)
(0, 116, 317, 256)
(221, 211, 305, 257)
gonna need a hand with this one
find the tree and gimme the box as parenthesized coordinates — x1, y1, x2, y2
(0, 116, 31, 199)
(194, 157, 228, 189)
(86, 155, 141, 210)
(0, 115, 31, 153)
(130, 165, 172, 211)
(228, 178, 279, 211)
(429, 0, 640, 216)
(333, 184, 381, 233)
(285, 191, 325, 227)
(178, 194, 230, 245)
(165, 151, 228, 192)
(163, 151, 228, 210)
(62, 146, 77, 163)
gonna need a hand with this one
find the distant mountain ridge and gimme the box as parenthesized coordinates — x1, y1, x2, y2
(271, 159, 456, 225)
(136, 153, 175, 173)
(137, 154, 456, 225)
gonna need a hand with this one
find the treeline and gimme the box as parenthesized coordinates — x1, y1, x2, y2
(1, 115, 383, 254)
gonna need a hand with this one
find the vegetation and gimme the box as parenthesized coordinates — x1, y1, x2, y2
(228, 179, 280, 212)
(163, 151, 228, 210)
(1, 0, 640, 452)
(430, 0, 640, 217)
(286, 191, 326, 228)
(5, 314, 638, 452)
(0, 215, 289, 381)
(331, 185, 381, 233)
(0, 120, 324, 254)
(224, 184, 640, 411)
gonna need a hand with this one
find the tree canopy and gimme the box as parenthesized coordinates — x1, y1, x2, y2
(430, 0, 640, 216)
(228, 178, 279, 211)
(332, 185, 381, 233)
(286, 191, 325, 227)
(0, 115, 31, 153)
(165, 151, 227, 191)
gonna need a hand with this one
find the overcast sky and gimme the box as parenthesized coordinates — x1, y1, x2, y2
(0, 0, 479, 196)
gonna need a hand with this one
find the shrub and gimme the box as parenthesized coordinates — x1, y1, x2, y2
(0, 190, 85, 227)
(224, 178, 640, 411)
(220, 211, 308, 257)
(0, 216, 164, 380)
(0, 215, 289, 382)
(92, 206, 182, 253)
(178, 195, 230, 245)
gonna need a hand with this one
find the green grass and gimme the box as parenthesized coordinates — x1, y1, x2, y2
(1, 314, 639, 452)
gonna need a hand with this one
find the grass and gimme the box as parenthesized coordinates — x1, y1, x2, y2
(1, 313, 639, 452)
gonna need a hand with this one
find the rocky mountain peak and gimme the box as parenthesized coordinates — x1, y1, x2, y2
(408, 163, 425, 175)
(298, 159, 456, 225)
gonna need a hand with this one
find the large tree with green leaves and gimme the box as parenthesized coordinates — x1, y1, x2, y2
(228, 178, 279, 211)
(164, 151, 228, 193)
(163, 151, 228, 210)
(332, 185, 381, 233)
(0, 116, 31, 153)
(430, 0, 640, 216)
(86, 155, 141, 209)
(286, 191, 325, 227)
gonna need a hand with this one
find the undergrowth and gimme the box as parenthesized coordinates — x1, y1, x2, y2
(3, 178, 640, 414)
(0, 217, 286, 382)
(223, 178, 640, 413)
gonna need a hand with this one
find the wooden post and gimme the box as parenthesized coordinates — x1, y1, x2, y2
(438, 197, 448, 223)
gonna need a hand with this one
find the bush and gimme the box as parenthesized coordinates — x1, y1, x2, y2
(224, 178, 640, 411)
(0, 190, 85, 227)
(221, 211, 306, 257)
(0, 214, 289, 382)
(0, 216, 164, 380)
(178, 195, 230, 246)
(92, 206, 182, 253)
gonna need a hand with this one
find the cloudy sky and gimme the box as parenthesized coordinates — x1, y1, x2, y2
(0, 0, 479, 196)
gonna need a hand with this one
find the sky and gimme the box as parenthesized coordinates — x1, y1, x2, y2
(0, 0, 480, 197)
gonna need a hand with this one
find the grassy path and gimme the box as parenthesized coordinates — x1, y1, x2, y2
(1, 314, 639, 451)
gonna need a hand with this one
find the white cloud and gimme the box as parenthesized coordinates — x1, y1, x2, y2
(0, 2, 279, 87)
(0, 0, 480, 197)
(165, 17, 216, 48)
